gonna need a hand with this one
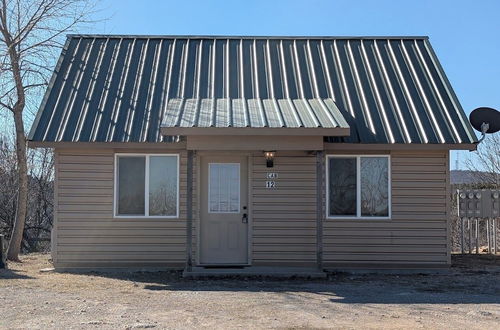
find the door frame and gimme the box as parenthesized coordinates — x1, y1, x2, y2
(195, 151, 253, 266)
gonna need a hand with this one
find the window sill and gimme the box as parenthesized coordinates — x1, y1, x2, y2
(113, 215, 179, 219)
(326, 216, 392, 221)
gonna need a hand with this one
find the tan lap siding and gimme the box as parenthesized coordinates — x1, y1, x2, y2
(54, 149, 189, 269)
(323, 150, 449, 267)
(251, 152, 317, 266)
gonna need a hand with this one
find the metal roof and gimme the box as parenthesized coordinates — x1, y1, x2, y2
(29, 35, 477, 144)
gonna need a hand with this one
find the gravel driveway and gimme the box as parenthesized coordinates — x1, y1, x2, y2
(1, 254, 499, 329)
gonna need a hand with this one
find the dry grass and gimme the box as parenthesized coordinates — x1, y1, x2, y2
(1, 253, 500, 329)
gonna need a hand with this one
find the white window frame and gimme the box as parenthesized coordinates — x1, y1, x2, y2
(114, 153, 180, 218)
(208, 162, 241, 214)
(326, 154, 391, 220)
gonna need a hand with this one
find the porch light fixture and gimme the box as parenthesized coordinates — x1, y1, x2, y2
(264, 151, 276, 168)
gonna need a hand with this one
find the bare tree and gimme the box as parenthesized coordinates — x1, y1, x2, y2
(0, 0, 94, 261)
(0, 136, 53, 252)
(465, 133, 500, 187)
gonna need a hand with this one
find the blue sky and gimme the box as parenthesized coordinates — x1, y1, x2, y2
(91, 0, 499, 168)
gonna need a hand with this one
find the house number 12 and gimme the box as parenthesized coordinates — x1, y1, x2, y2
(265, 181, 276, 188)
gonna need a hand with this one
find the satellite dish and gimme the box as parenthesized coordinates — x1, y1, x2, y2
(469, 107, 500, 134)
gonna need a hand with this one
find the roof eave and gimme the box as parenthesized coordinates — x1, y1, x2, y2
(324, 142, 478, 151)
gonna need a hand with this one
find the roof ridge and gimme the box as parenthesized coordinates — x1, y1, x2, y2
(66, 34, 430, 40)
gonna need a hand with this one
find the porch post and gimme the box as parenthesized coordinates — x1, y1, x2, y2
(186, 150, 194, 272)
(316, 151, 324, 271)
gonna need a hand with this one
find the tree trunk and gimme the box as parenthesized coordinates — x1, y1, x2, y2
(7, 109, 28, 262)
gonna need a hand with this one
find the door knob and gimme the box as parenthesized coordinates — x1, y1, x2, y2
(242, 213, 248, 223)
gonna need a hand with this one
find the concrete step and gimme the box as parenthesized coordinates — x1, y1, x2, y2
(183, 266, 327, 279)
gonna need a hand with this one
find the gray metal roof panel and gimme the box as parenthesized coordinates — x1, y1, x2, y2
(29, 35, 477, 144)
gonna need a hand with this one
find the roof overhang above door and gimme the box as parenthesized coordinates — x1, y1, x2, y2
(160, 126, 350, 136)
(160, 97, 350, 138)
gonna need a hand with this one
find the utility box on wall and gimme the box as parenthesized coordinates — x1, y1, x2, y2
(458, 189, 500, 218)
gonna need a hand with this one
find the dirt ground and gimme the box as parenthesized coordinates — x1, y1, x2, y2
(1, 254, 500, 329)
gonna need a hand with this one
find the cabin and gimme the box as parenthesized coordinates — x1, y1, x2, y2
(29, 35, 478, 273)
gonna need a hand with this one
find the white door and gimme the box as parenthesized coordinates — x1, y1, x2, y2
(199, 155, 248, 265)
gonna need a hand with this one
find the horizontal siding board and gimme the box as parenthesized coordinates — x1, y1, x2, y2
(58, 237, 185, 244)
(253, 205, 316, 212)
(58, 196, 113, 203)
(324, 222, 447, 229)
(392, 188, 446, 196)
(325, 252, 446, 262)
(392, 181, 445, 189)
(58, 163, 113, 171)
(253, 197, 317, 203)
(254, 228, 317, 236)
(253, 237, 315, 244)
(395, 196, 447, 204)
(324, 229, 445, 236)
(323, 245, 446, 253)
(57, 254, 186, 261)
(324, 237, 446, 244)
(58, 222, 186, 229)
(58, 245, 186, 252)
(57, 188, 112, 196)
(392, 173, 446, 180)
(253, 252, 315, 260)
(253, 245, 316, 252)
(252, 189, 316, 195)
(253, 155, 316, 162)
(58, 228, 186, 236)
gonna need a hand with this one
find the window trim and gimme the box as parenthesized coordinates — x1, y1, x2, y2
(114, 153, 180, 219)
(326, 154, 391, 220)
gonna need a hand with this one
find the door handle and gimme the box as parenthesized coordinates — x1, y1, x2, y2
(242, 213, 248, 223)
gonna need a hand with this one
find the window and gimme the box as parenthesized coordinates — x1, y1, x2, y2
(208, 163, 240, 213)
(115, 154, 179, 217)
(327, 155, 390, 219)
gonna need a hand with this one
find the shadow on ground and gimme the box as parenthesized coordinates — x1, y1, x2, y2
(0, 267, 34, 280)
(64, 257, 500, 305)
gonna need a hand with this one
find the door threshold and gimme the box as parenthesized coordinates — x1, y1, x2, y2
(196, 265, 249, 269)
(202, 266, 245, 269)
(183, 266, 327, 279)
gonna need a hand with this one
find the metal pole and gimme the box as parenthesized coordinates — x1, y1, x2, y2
(494, 218, 498, 255)
(468, 218, 472, 254)
(461, 218, 465, 254)
(315, 151, 324, 271)
(487, 218, 491, 254)
(475, 218, 479, 254)
(185, 150, 194, 273)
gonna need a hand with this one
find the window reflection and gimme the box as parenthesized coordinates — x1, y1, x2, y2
(149, 156, 178, 216)
(329, 158, 357, 216)
(361, 157, 389, 217)
(118, 157, 145, 215)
